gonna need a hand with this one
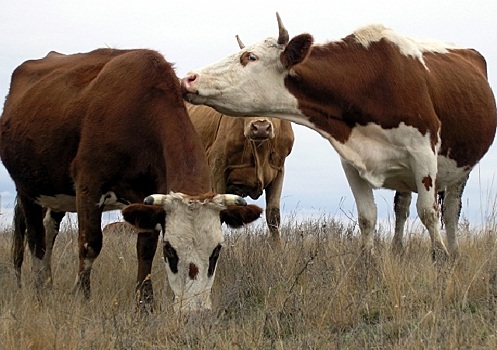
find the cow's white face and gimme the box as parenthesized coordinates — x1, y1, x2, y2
(146, 192, 243, 312)
(182, 37, 302, 118)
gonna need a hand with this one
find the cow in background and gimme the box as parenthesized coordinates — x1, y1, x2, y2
(187, 103, 294, 244)
(102, 221, 136, 235)
(1, 48, 262, 313)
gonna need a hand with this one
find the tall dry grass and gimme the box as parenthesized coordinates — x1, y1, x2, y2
(1, 214, 497, 349)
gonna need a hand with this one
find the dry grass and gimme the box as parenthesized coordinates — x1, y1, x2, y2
(2, 215, 497, 349)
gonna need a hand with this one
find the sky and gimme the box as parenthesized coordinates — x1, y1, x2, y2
(1, 1, 497, 229)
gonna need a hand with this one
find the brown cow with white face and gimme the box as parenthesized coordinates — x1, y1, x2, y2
(181, 13, 496, 260)
(1, 48, 262, 312)
(187, 103, 294, 244)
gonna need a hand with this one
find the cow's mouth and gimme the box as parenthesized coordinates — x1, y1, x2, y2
(249, 136, 269, 142)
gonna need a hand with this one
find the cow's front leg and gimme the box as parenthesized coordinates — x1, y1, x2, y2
(136, 230, 159, 313)
(341, 161, 377, 257)
(73, 191, 103, 299)
(264, 168, 286, 247)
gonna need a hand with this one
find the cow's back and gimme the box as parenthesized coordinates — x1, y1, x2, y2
(0, 48, 211, 205)
(1, 49, 128, 196)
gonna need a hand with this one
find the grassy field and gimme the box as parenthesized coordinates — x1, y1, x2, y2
(1, 215, 497, 349)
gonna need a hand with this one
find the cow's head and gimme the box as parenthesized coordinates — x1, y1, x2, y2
(181, 13, 313, 118)
(122, 192, 262, 312)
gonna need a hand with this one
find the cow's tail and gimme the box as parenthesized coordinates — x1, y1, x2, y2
(12, 196, 26, 287)
(438, 191, 445, 228)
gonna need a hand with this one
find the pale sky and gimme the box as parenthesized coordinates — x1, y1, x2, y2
(1, 1, 496, 228)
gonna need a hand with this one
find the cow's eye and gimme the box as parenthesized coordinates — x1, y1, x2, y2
(207, 244, 222, 277)
(163, 241, 179, 273)
(240, 52, 258, 66)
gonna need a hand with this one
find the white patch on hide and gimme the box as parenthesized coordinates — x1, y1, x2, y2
(353, 24, 463, 69)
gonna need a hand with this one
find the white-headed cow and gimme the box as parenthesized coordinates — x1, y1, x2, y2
(181, 13, 496, 260)
(0, 48, 262, 312)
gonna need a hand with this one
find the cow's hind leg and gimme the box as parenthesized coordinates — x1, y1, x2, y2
(392, 191, 411, 255)
(442, 174, 469, 259)
(41, 209, 65, 288)
(413, 158, 449, 262)
(17, 194, 51, 290)
(12, 197, 27, 287)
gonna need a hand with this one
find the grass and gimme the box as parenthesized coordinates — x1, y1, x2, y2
(1, 214, 497, 349)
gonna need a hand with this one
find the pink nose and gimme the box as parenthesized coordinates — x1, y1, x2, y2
(181, 73, 198, 94)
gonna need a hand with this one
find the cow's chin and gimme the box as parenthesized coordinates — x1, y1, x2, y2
(226, 184, 262, 200)
(182, 92, 206, 105)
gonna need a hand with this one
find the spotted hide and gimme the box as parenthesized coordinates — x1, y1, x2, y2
(181, 13, 496, 260)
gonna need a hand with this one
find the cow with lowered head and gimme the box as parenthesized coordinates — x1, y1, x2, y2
(0, 48, 262, 312)
(187, 103, 294, 244)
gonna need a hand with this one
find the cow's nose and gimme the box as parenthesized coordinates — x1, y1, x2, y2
(188, 262, 199, 280)
(181, 73, 199, 94)
(250, 120, 272, 139)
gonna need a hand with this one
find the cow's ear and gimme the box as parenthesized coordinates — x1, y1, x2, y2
(220, 204, 263, 228)
(280, 34, 313, 69)
(122, 204, 165, 231)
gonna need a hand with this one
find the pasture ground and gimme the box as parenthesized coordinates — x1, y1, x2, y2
(1, 215, 497, 349)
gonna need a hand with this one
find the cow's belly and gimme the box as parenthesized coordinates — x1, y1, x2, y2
(380, 156, 469, 192)
(37, 194, 78, 212)
(37, 192, 126, 213)
(324, 123, 469, 192)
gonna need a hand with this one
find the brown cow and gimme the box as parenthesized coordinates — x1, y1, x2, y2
(102, 221, 136, 235)
(0, 48, 262, 312)
(181, 13, 496, 260)
(187, 103, 294, 244)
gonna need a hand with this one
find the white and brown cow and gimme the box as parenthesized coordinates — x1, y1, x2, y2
(1, 48, 262, 312)
(187, 103, 294, 244)
(181, 13, 496, 260)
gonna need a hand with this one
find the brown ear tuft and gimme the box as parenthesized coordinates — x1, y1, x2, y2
(220, 204, 263, 228)
(280, 34, 313, 69)
(122, 204, 165, 231)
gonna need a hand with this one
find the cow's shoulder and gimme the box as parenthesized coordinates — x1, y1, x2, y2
(272, 119, 295, 156)
(187, 103, 225, 149)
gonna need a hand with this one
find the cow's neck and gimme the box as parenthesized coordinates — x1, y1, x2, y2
(159, 106, 212, 194)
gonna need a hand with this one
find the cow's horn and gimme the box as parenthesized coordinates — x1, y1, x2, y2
(144, 194, 167, 205)
(276, 12, 289, 45)
(235, 35, 245, 49)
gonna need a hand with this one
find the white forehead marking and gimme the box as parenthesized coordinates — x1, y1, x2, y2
(352, 24, 463, 69)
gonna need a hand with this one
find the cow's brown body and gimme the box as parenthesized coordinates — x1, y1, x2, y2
(0, 48, 260, 310)
(187, 103, 294, 242)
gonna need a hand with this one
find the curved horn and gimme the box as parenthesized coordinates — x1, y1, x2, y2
(235, 35, 245, 49)
(276, 12, 289, 45)
(143, 194, 168, 205)
(213, 194, 247, 207)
